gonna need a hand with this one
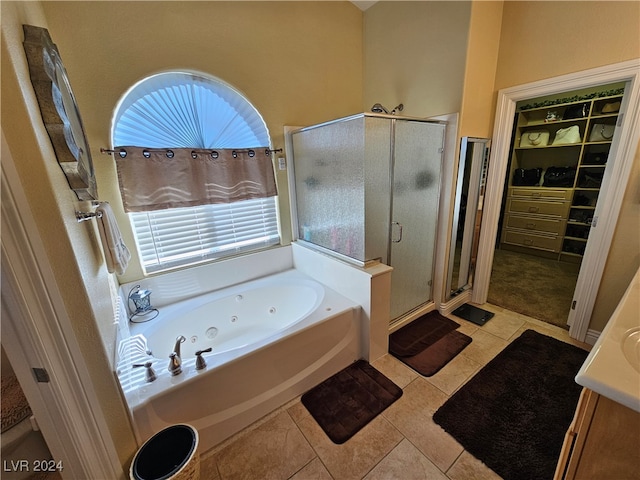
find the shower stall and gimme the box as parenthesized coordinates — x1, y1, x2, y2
(289, 113, 446, 321)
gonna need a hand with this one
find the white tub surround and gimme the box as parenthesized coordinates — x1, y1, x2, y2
(116, 267, 361, 451)
(576, 268, 640, 412)
(291, 242, 392, 362)
(119, 246, 293, 312)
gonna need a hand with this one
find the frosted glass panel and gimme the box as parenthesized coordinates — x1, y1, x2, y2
(292, 117, 366, 261)
(389, 120, 445, 319)
(364, 117, 392, 262)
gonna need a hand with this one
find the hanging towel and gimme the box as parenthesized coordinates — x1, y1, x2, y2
(96, 202, 131, 275)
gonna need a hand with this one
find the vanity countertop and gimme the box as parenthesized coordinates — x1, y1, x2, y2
(576, 268, 640, 412)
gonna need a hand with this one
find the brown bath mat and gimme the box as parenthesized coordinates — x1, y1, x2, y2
(301, 360, 402, 444)
(390, 311, 472, 376)
(389, 311, 459, 356)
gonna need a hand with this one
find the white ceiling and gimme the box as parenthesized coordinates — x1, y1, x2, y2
(350, 1, 378, 11)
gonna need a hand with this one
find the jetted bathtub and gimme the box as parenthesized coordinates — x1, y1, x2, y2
(117, 269, 361, 451)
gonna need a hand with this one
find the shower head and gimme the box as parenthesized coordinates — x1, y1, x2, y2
(371, 103, 389, 114)
(371, 103, 404, 115)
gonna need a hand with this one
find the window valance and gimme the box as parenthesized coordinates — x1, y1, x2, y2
(114, 146, 277, 212)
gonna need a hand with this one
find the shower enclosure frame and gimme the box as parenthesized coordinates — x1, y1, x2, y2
(286, 112, 447, 322)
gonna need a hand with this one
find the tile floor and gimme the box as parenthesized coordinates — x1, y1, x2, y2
(199, 304, 591, 480)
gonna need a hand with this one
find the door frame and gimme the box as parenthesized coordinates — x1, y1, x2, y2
(472, 59, 640, 342)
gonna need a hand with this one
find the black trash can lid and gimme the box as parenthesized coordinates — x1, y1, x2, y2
(132, 424, 197, 480)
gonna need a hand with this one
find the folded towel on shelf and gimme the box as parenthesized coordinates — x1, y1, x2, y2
(96, 202, 131, 275)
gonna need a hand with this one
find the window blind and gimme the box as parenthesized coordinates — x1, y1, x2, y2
(131, 198, 279, 273)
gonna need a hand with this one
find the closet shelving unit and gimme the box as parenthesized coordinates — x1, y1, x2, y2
(500, 93, 623, 262)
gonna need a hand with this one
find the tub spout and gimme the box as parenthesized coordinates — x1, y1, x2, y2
(168, 352, 182, 376)
(173, 335, 186, 359)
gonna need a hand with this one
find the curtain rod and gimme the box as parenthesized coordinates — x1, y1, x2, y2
(100, 147, 283, 158)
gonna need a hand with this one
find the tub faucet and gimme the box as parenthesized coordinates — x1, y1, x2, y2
(168, 335, 186, 376)
(168, 353, 182, 376)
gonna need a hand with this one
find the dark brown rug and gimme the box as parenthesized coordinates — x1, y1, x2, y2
(301, 359, 402, 444)
(433, 329, 588, 480)
(390, 311, 472, 376)
(1, 374, 32, 433)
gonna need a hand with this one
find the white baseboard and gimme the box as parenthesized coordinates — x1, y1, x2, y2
(584, 329, 601, 346)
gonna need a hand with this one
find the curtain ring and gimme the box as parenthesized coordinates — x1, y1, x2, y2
(118, 149, 127, 158)
(166, 150, 174, 158)
(191, 151, 198, 159)
(264, 148, 271, 156)
(248, 149, 255, 157)
(143, 150, 151, 158)
(210, 151, 218, 159)
(232, 150, 238, 158)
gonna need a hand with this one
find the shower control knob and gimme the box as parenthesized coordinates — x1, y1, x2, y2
(195, 347, 213, 370)
(133, 361, 157, 383)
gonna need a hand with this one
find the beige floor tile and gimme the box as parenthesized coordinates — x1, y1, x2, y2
(461, 329, 508, 366)
(214, 410, 315, 480)
(480, 303, 506, 314)
(199, 451, 221, 480)
(425, 352, 482, 396)
(363, 439, 448, 480)
(446, 450, 502, 480)
(287, 398, 312, 424)
(289, 458, 333, 480)
(514, 320, 591, 351)
(371, 354, 418, 388)
(447, 311, 479, 331)
(454, 320, 479, 337)
(383, 378, 464, 471)
(295, 413, 403, 480)
(479, 310, 525, 340)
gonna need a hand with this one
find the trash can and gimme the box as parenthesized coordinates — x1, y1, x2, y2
(130, 424, 199, 480)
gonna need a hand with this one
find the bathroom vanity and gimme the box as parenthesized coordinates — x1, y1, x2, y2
(554, 268, 640, 479)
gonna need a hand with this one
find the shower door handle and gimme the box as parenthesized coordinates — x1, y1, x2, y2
(391, 221, 403, 243)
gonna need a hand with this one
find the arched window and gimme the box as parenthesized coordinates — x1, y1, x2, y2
(112, 71, 280, 274)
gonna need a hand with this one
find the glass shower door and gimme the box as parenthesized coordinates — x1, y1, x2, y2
(389, 120, 445, 320)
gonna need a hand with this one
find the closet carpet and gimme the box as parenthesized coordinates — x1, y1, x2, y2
(488, 248, 580, 329)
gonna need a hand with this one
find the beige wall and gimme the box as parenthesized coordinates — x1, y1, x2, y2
(40, 1, 364, 282)
(493, 1, 640, 332)
(458, 1, 503, 139)
(364, 1, 471, 118)
(1, 0, 137, 469)
(495, 1, 640, 90)
(590, 144, 640, 331)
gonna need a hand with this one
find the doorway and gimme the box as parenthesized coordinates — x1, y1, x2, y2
(488, 83, 625, 329)
(1, 346, 55, 480)
(472, 60, 640, 342)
